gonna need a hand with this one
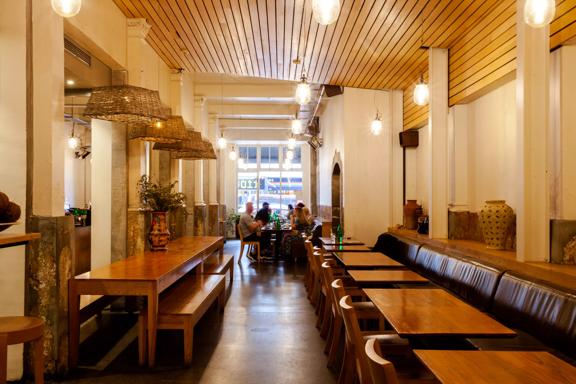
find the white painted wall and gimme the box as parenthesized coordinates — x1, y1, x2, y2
(64, 123, 91, 208)
(404, 124, 429, 213)
(318, 88, 400, 245)
(0, 0, 27, 378)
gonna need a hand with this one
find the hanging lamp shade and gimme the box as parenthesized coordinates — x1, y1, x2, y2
(154, 130, 216, 160)
(170, 139, 217, 160)
(84, 85, 167, 123)
(128, 114, 188, 143)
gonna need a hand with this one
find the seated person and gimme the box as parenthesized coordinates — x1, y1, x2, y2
(255, 201, 271, 225)
(239, 202, 263, 261)
(291, 206, 312, 231)
(287, 204, 295, 221)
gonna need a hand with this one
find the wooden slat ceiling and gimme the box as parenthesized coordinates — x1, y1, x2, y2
(112, 0, 505, 93)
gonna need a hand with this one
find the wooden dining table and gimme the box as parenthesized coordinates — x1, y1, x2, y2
(322, 244, 372, 253)
(333, 252, 405, 269)
(363, 288, 516, 338)
(414, 350, 576, 383)
(348, 269, 428, 286)
(319, 236, 364, 245)
(68, 236, 224, 368)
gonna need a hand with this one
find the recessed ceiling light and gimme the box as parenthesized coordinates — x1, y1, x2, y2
(66, 79, 75, 86)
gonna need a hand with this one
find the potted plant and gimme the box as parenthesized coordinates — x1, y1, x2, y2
(137, 175, 186, 251)
(226, 209, 241, 239)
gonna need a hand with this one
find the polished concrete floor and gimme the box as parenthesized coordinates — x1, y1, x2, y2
(60, 240, 337, 384)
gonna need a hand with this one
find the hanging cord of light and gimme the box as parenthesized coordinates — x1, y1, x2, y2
(294, 57, 311, 105)
(371, 90, 383, 136)
(217, 75, 227, 149)
(413, 2, 430, 106)
(524, 0, 556, 28)
(68, 98, 81, 149)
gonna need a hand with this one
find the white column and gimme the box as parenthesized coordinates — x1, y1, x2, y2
(169, 72, 184, 188)
(515, 1, 549, 262)
(390, 90, 404, 226)
(207, 113, 218, 204)
(448, 104, 470, 210)
(428, 48, 449, 239)
(194, 96, 207, 204)
(32, 0, 65, 216)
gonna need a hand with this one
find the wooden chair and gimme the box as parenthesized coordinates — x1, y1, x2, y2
(340, 295, 410, 384)
(237, 224, 260, 264)
(365, 339, 439, 384)
(0, 316, 44, 384)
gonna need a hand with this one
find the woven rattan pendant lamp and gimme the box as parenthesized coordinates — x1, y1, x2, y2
(172, 138, 217, 160)
(153, 129, 204, 155)
(128, 114, 188, 144)
(84, 85, 167, 123)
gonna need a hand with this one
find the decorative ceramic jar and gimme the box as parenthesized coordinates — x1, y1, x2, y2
(149, 211, 170, 251)
(478, 200, 514, 249)
(403, 200, 422, 230)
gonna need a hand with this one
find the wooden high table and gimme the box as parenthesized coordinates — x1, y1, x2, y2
(364, 288, 515, 338)
(68, 236, 224, 368)
(334, 252, 405, 269)
(414, 350, 576, 383)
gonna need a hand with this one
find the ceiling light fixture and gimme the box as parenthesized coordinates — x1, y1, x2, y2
(51, 0, 82, 17)
(286, 149, 294, 161)
(291, 118, 303, 135)
(312, 0, 341, 25)
(413, 75, 429, 106)
(371, 112, 383, 136)
(524, 0, 556, 28)
(294, 58, 312, 105)
(228, 146, 237, 161)
(68, 123, 81, 149)
(217, 133, 227, 150)
(288, 135, 296, 150)
(66, 79, 75, 86)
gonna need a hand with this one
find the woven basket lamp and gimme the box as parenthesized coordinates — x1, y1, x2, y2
(153, 129, 204, 154)
(172, 139, 217, 160)
(84, 85, 167, 123)
(128, 115, 188, 143)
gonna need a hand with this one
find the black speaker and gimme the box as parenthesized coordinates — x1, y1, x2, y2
(323, 85, 344, 97)
(399, 130, 419, 147)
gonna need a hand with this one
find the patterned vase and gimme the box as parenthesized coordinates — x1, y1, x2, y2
(479, 200, 514, 249)
(403, 200, 422, 230)
(149, 211, 170, 251)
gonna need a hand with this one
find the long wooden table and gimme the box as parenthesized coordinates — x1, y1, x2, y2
(414, 350, 576, 383)
(322, 244, 372, 253)
(68, 236, 224, 368)
(334, 252, 405, 269)
(348, 270, 428, 285)
(364, 288, 515, 338)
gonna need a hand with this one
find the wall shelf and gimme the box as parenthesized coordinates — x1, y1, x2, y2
(0, 233, 40, 248)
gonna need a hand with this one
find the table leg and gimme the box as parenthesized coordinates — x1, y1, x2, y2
(147, 288, 158, 367)
(0, 334, 7, 383)
(68, 281, 80, 369)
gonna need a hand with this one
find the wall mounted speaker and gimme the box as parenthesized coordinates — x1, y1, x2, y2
(323, 85, 344, 97)
(399, 130, 418, 147)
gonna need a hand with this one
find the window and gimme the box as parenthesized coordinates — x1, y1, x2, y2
(236, 145, 304, 214)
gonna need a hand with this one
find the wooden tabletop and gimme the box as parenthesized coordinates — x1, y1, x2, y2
(319, 236, 364, 245)
(323, 244, 372, 253)
(334, 252, 405, 268)
(414, 350, 576, 383)
(348, 270, 428, 284)
(363, 288, 516, 338)
(0, 233, 40, 247)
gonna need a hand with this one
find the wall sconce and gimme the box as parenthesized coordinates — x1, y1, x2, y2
(413, 75, 429, 106)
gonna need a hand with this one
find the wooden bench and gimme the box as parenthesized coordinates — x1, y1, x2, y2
(138, 274, 225, 366)
(202, 254, 234, 302)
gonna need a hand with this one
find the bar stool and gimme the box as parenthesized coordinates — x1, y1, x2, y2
(0, 316, 44, 384)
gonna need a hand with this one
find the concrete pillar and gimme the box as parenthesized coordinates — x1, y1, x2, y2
(428, 48, 449, 239)
(515, 1, 550, 262)
(390, 90, 404, 226)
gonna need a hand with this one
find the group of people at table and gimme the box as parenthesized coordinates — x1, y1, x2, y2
(238, 201, 313, 262)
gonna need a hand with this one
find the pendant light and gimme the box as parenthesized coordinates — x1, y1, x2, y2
(288, 135, 296, 150)
(291, 118, 303, 135)
(51, 0, 82, 17)
(229, 146, 237, 161)
(68, 124, 81, 149)
(286, 149, 294, 161)
(294, 57, 311, 105)
(524, 0, 556, 28)
(370, 112, 383, 136)
(413, 75, 429, 106)
(237, 157, 245, 168)
(217, 133, 227, 150)
(312, 0, 341, 26)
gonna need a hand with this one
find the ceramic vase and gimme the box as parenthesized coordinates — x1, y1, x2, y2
(403, 200, 422, 230)
(478, 200, 514, 249)
(149, 211, 170, 251)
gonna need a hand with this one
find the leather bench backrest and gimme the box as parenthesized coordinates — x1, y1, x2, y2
(372, 233, 399, 258)
(413, 246, 450, 283)
(396, 239, 421, 266)
(444, 258, 504, 311)
(492, 272, 576, 356)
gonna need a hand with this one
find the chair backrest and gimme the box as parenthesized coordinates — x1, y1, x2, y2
(237, 223, 245, 241)
(340, 295, 372, 384)
(321, 262, 339, 315)
(364, 339, 399, 384)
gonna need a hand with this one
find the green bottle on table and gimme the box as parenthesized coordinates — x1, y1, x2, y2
(336, 224, 343, 244)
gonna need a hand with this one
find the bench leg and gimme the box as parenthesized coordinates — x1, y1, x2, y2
(33, 335, 44, 384)
(0, 334, 7, 384)
(183, 319, 194, 366)
(138, 313, 147, 366)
